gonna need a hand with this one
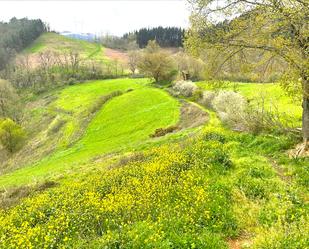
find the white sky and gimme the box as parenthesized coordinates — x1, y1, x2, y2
(0, 0, 191, 36)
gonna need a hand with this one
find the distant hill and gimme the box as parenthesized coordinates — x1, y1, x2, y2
(22, 32, 108, 65)
(60, 31, 97, 42)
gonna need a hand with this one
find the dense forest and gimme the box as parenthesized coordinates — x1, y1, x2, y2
(126, 26, 185, 48)
(100, 26, 184, 50)
(0, 18, 47, 70)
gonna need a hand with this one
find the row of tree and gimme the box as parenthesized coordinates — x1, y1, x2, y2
(125, 27, 185, 48)
(1, 50, 126, 92)
(99, 27, 185, 50)
(0, 18, 47, 70)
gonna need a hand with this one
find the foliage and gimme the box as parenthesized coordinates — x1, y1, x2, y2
(0, 119, 26, 153)
(99, 33, 138, 51)
(137, 41, 177, 83)
(0, 18, 46, 70)
(197, 81, 303, 128)
(199, 91, 216, 108)
(125, 26, 184, 48)
(172, 80, 198, 97)
(0, 125, 307, 248)
(186, 0, 309, 141)
(174, 51, 205, 81)
(1, 33, 126, 92)
(150, 125, 180, 137)
(0, 80, 20, 120)
(212, 91, 246, 129)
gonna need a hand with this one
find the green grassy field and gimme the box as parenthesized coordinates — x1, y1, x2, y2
(0, 79, 180, 187)
(24, 32, 107, 63)
(52, 78, 149, 147)
(197, 81, 302, 126)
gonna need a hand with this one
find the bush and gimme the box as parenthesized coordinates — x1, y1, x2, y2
(212, 91, 247, 130)
(137, 41, 177, 83)
(172, 80, 198, 97)
(0, 118, 26, 153)
(212, 91, 246, 115)
(210, 90, 297, 134)
(191, 89, 203, 102)
(199, 91, 216, 108)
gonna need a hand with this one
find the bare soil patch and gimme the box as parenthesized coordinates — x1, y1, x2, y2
(178, 101, 209, 129)
(104, 48, 128, 63)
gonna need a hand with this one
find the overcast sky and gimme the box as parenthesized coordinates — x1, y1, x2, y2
(0, 0, 191, 36)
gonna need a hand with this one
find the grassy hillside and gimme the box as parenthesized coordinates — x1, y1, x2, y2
(23, 32, 107, 64)
(0, 124, 307, 248)
(0, 78, 181, 187)
(1, 36, 308, 247)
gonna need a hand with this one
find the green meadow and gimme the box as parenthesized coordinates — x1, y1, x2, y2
(0, 78, 180, 187)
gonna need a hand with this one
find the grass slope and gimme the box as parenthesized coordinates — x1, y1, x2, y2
(0, 123, 307, 248)
(24, 32, 107, 64)
(52, 78, 149, 147)
(0, 80, 180, 187)
(0, 79, 307, 248)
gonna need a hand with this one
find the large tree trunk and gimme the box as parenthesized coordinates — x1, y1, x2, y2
(302, 77, 309, 147)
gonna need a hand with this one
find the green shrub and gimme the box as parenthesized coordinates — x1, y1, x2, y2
(0, 118, 26, 153)
(172, 80, 198, 97)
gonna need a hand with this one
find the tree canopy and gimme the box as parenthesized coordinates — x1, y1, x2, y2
(124, 26, 185, 48)
(0, 18, 47, 70)
(186, 0, 309, 144)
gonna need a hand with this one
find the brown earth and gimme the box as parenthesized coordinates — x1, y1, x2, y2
(104, 48, 128, 63)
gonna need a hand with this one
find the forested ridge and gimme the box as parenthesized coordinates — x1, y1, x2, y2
(126, 26, 185, 48)
(0, 18, 47, 70)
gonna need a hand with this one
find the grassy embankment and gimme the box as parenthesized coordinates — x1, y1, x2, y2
(0, 78, 182, 187)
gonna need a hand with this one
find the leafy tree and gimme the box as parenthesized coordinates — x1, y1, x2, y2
(0, 118, 26, 153)
(138, 41, 177, 83)
(186, 0, 309, 146)
(175, 51, 205, 80)
(127, 51, 139, 75)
